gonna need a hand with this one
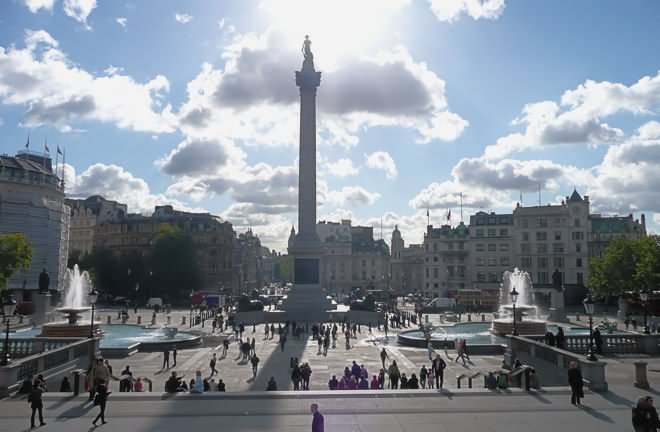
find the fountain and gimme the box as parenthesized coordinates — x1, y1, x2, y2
(491, 268, 547, 336)
(40, 265, 101, 338)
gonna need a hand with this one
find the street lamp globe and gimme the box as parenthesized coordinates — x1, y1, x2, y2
(88, 288, 99, 305)
(583, 294, 594, 315)
(640, 290, 649, 303)
(510, 287, 519, 304)
(2, 295, 16, 317)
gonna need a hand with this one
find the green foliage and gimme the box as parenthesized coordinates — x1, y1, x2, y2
(150, 229, 201, 304)
(272, 254, 293, 282)
(0, 233, 33, 290)
(588, 235, 660, 297)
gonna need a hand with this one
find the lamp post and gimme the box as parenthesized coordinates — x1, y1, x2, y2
(640, 290, 650, 335)
(583, 294, 597, 361)
(510, 287, 519, 336)
(88, 288, 98, 339)
(2, 293, 17, 365)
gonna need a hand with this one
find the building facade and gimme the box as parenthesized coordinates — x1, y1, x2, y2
(94, 205, 234, 293)
(0, 151, 70, 298)
(66, 195, 127, 256)
(233, 228, 273, 296)
(588, 213, 646, 258)
(390, 225, 424, 296)
(422, 222, 469, 299)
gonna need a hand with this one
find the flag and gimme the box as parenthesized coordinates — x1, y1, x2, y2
(25, 135, 30, 149)
(44, 140, 50, 153)
(446, 209, 451, 222)
(57, 146, 63, 155)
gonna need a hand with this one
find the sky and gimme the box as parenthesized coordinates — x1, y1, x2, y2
(2, 0, 660, 252)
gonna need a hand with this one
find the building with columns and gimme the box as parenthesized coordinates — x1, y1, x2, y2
(0, 151, 70, 298)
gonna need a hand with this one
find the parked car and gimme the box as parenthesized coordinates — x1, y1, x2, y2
(146, 297, 163, 308)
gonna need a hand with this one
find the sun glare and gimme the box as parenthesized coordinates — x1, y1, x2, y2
(259, 0, 409, 68)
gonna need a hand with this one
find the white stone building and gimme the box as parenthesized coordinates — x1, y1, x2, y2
(422, 223, 469, 299)
(66, 195, 127, 256)
(0, 151, 70, 298)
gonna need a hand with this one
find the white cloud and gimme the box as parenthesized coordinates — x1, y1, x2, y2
(428, 0, 505, 22)
(0, 30, 176, 133)
(115, 17, 128, 28)
(63, 0, 97, 29)
(156, 137, 244, 177)
(365, 151, 397, 179)
(483, 70, 660, 159)
(66, 163, 199, 214)
(24, 0, 54, 13)
(174, 13, 193, 24)
(327, 186, 380, 207)
(409, 180, 512, 212)
(178, 30, 467, 148)
(325, 158, 359, 177)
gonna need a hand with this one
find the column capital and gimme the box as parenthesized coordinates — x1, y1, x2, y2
(296, 70, 321, 89)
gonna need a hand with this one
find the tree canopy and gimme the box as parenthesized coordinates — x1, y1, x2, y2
(0, 233, 33, 291)
(588, 235, 660, 298)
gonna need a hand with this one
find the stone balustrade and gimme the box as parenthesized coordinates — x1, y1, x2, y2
(0, 338, 99, 396)
(527, 333, 659, 355)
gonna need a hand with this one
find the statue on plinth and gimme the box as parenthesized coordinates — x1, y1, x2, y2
(38, 268, 50, 294)
(552, 268, 563, 292)
(302, 35, 313, 61)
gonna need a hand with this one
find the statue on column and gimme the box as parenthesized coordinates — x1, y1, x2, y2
(38, 268, 50, 294)
(302, 35, 313, 61)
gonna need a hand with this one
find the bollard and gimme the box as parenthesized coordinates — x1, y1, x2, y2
(182, 316, 186, 325)
(167, 316, 172, 325)
(19, 315, 24, 324)
(107, 316, 111, 324)
(137, 316, 142, 325)
(122, 316, 127, 324)
(72, 370, 81, 395)
(482, 314, 486, 322)
(467, 314, 472, 322)
(576, 313, 580, 321)
(634, 361, 649, 389)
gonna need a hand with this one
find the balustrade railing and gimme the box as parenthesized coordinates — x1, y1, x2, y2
(4, 337, 83, 359)
(527, 333, 652, 355)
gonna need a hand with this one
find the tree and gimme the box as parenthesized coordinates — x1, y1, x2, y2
(150, 228, 201, 305)
(633, 235, 660, 292)
(273, 254, 293, 282)
(0, 233, 33, 290)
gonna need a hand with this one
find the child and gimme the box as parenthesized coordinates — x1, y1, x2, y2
(427, 370, 435, 389)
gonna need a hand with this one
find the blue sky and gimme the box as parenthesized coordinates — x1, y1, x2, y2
(2, 0, 660, 251)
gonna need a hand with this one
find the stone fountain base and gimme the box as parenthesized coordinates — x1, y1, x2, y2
(491, 319, 547, 336)
(39, 307, 101, 338)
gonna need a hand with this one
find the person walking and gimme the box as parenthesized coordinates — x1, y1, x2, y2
(28, 378, 46, 428)
(419, 365, 428, 389)
(251, 338, 256, 357)
(210, 353, 218, 376)
(172, 347, 177, 367)
(388, 360, 400, 389)
(432, 354, 446, 389)
(568, 361, 584, 406)
(593, 328, 603, 354)
(291, 364, 301, 391)
(556, 326, 566, 350)
(632, 395, 660, 432)
(162, 348, 170, 369)
(251, 354, 260, 377)
(92, 381, 110, 426)
(280, 333, 287, 351)
(310, 403, 324, 432)
(265, 324, 270, 339)
(380, 348, 389, 369)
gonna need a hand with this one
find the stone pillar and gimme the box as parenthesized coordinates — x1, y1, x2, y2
(617, 297, 628, 321)
(137, 316, 142, 325)
(634, 361, 649, 389)
(548, 290, 568, 323)
(32, 292, 52, 326)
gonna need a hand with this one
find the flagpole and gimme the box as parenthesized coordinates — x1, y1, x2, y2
(54, 148, 59, 175)
(460, 192, 463, 223)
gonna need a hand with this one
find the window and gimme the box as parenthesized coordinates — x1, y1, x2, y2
(553, 243, 564, 254)
(538, 257, 548, 268)
(521, 256, 532, 268)
(487, 228, 496, 237)
(476, 229, 484, 237)
(500, 244, 509, 252)
(577, 272, 584, 285)
(488, 258, 497, 266)
(576, 258, 582, 267)
(571, 231, 584, 241)
(362, 271, 367, 280)
(433, 256, 438, 262)
(477, 272, 486, 282)
(434, 283, 439, 288)
(488, 244, 497, 252)
(433, 243, 438, 252)
(553, 257, 564, 268)
(476, 257, 485, 266)
(500, 228, 508, 236)
(501, 257, 509, 266)
(536, 232, 547, 241)
(554, 231, 562, 240)
(488, 273, 498, 282)
(433, 268, 439, 278)
(537, 244, 548, 254)
(537, 217, 548, 228)
(576, 243, 582, 253)
(447, 242, 454, 250)
(362, 260, 366, 267)
(521, 243, 531, 253)
(574, 218, 581, 227)
(425, 268, 429, 277)
(522, 232, 529, 242)
(537, 272, 548, 283)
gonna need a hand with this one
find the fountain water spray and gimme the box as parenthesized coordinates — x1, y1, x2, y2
(63, 265, 91, 309)
(491, 268, 547, 336)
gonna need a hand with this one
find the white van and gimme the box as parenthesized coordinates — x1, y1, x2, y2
(146, 297, 163, 308)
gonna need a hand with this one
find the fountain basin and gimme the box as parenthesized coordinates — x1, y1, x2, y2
(40, 320, 101, 338)
(490, 319, 547, 336)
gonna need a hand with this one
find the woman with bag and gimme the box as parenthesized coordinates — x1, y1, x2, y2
(92, 383, 110, 426)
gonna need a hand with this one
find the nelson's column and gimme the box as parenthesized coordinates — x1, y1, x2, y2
(283, 36, 334, 320)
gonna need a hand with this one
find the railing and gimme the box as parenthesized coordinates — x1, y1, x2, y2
(3, 337, 85, 359)
(527, 333, 658, 355)
(0, 338, 99, 396)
